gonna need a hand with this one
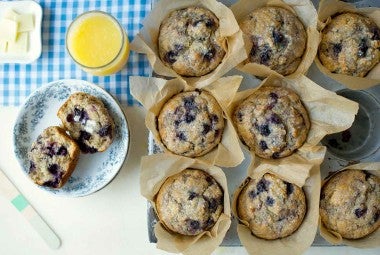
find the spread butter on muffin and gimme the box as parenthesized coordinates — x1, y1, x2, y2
(158, 90, 224, 157)
(320, 169, 380, 239)
(57, 92, 115, 153)
(156, 169, 224, 236)
(158, 6, 226, 77)
(237, 173, 307, 240)
(28, 126, 80, 188)
(319, 13, 380, 77)
(239, 6, 307, 76)
(233, 86, 310, 159)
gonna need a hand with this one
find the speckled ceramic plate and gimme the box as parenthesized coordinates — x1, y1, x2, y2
(13, 79, 129, 197)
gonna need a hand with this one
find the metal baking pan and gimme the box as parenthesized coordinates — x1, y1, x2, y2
(147, 0, 380, 247)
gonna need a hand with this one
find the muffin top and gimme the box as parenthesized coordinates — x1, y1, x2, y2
(57, 92, 115, 153)
(158, 90, 224, 157)
(233, 86, 310, 159)
(320, 169, 380, 239)
(156, 169, 224, 236)
(240, 6, 307, 76)
(158, 6, 226, 77)
(319, 13, 380, 77)
(237, 173, 307, 240)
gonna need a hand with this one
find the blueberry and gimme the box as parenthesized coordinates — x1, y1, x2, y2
(284, 181, 294, 196)
(48, 164, 59, 175)
(73, 107, 89, 124)
(269, 92, 278, 102)
(269, 114, 281, 124)
(164, 50, 178, 64)
(176, 132, 187, 141)
(204, 47, 216, 61)
(249, 190, 257, 199)
(256, 178, 270, 194)
(79, 130, 91, 141)
(272, 30, 287, 48)
(259, 140, 268, 150)
(57, 146, 68, 156)
(372, 211, 379, 224)
(357, 39, 368, 58)
(188, 191, 197, 200)
(206, 176, 214, 185)
(332, 43, 342, 57)
(206, 197, 221, 213)
(272, 152, 280, 159)
(66, 114, 74, 123)
(202, 123, 211, 135)
(236, 111, 243, 122)
(43, 179, 59, 188)
(259, 45, 272, 64)
(98, 125, 112, 137)
(186, 219, 200, 232)
(371, 26, 380, 40)
(184, 113, 196, 123)
(78, 142, 98, 154)
(29, 161, 36, 173)
(211, 114, 219, 123)
(183, 96, 196, 111)
(45, 143, 57, 158)
(354, 207, 368, 218)
(204, 217, 215, 229)
(266, 196, 275, 206)
(258, 124, 271, 136)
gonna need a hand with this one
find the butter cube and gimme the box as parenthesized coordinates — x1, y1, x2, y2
(7, 32, 28, 54)
(0, 18, 18, 42)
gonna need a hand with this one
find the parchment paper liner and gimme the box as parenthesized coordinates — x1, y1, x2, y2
(226, 73, 359, 167)
(230, 0, 319, 79)
(315, 0, 380, 90)
(140, 154, 231, 255)
(130, 0, 247, 88)
(319, 162, 380, 248)
(231, 147, 324, 255)
(130, 75, 244, 167)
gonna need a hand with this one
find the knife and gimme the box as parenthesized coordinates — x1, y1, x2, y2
(0, 169, 61, 249)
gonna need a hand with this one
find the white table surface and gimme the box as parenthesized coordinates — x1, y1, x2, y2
(0, 106, 379, 255)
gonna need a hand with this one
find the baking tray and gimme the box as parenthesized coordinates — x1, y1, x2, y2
(147, 0, 380, 247)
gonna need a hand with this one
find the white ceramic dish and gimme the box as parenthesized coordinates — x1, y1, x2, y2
(0, 0, 42, 64)
(13, 79, 130, 197)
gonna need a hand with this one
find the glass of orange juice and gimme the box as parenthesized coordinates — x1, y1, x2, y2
(66, 11, 129, 76)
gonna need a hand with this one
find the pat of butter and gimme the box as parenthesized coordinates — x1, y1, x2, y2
(7, 32, 28, 54)
(4, 9, 34, 32)
(0, 18, 18, 42)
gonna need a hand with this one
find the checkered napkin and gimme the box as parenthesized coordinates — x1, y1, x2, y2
(0, 0, 152, 106)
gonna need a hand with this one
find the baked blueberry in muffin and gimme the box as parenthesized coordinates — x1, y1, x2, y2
(28, 126, 80, 188)
(237, 173, 307, 239)
(320, 170, 380, 239)
(158, 90, 224, 157)
(239, 6, 307, 75)
(158, 6, 226, 77)
(156, 169, 224, 236)
(319, 13, 380, 77)
(57, 92, 115, 153)
(233, 86, 310, 159)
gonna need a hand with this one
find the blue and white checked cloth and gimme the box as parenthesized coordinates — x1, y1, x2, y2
(0, 0, 152, 106)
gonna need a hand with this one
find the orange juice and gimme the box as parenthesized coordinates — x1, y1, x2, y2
(66, 11, 129, 76)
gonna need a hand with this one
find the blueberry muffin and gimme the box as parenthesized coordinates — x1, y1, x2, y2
(57, 92, 115, 153)
(237, 173, 306, 240)
(319, 13, 380, 77)
(28, 126, 80, 188)
(233, 86, 310, 159)
(240, 6, 307, 76)
(156, 169, 224, 236)
(158, 90, 224, 157)
(320, 170, 380, 239)
(158, 6, 226, 77)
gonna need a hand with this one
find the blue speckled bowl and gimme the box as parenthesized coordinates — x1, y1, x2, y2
(13, 79, 129, 197)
